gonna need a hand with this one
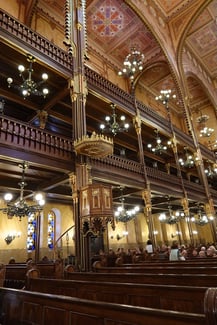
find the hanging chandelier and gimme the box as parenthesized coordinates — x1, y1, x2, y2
(7, 53, 49, 99)
(147, 129, 169, 155)
(99, 103, 130, 136)
(114, 188, 139, 223)
(155, 89, 176, 106)
(208, 140, 217, 152)
(196, 113, 214, 137)
(189, 205, 214, 226)
(0, 161, 45, 220)
(204, 162, 217, 178)
(159, 205, 185, 225)
(118, 47, 145, 81)
(179, 147, 195, 168)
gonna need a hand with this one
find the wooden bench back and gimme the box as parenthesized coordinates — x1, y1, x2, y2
(28, 277, 206, 314)
(0, 287, 206, 325)
(92, 264, 217, 274)
(64, 271, 217, 287)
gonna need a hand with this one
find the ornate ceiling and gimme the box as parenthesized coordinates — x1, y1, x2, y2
(36, 0, 217, 112)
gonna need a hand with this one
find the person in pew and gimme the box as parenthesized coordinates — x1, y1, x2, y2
(8, 257, 16, 264)
(198, 250, 207, 258)
(26, 259, 35, 271)
(158, 243, 169, 260)
(169, 241, 181, 261)
(206, 246, 217, 258)
(180, 249, 187, 260)
(198, 246, 207, 258)
(54, 258, 64, 279)
(41, 255, 51, 263)
(145, 239, 153, 255)
(191, 248, 199, 258)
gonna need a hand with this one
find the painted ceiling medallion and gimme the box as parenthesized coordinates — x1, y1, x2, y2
(92, 1, 123, 37)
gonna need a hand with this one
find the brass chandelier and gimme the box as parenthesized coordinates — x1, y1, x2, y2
(189, 205, 214, 226)
(147, 129, 169, 155)
(0, 161, 45, 220)
(196, 113, 214, 138)
(7, 53, 49, 99)
(179, 147, 195, 168)
(114, 187, 139, 223)
(100, 103, 129, 136)
(118, 47, 145, 81)
(158, 205, 185, 225)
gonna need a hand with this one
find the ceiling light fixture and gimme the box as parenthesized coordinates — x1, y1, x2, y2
(179, 147, 195, 168)
(196, 113, 214, 137)
(0, 161, 45, 220)
(208, 140, 217, 152)
(118, 47, 145, 81)
(204, 162, 217, 178)
(100, 103, 130, 136)
(7, 53, 49, 99)
(159, 205, 185, 225)
(114, 187, 139, 223)
(155, 89, 176, 105)
(147, 129, 170, 155)
(189, 205, 214, 226)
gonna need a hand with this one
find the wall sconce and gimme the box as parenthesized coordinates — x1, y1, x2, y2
(116, 231, 128, 241)
(5, 235, 14, 245)
(5, 231, 21, 245)
(171, 231, 181, 238)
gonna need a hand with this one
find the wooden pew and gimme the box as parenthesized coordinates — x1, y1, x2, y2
(124, 259, 217, 267)
(28, 277, 207, 314)
(4, 263, 57, 288)
(0, 287, 207, 325)
(92, 263, 217, 274)
(5, 263, 56, 279)
(101, 254, 217, 266)
(64, 271, 217, 287)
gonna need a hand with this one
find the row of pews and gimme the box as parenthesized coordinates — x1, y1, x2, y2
(1, 259, 217, 324)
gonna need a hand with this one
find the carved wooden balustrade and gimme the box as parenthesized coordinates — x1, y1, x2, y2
(0, 9, 72, 75)
(89, 155, 212, 202)
(0, 117, 74, 167)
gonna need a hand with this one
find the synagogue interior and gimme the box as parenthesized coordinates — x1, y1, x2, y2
(0, 0, 217, 272)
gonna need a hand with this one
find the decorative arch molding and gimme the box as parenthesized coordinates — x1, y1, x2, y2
(23, 0, 38, 26)
(182, 48, 217, 108)
(126, 0, 185, 111)
(176, 0, 213, 100)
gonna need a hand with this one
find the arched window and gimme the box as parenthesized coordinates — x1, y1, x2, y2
(48, 211, 55, 249)
(27, 213, 37, 251)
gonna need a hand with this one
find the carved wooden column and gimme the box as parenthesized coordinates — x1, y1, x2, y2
(133, 92, 156, 248)
(69, 172, 81, 269)
(184, 97, 216, 233)
(64, 0, 88, 270)
(158, 90, 193, 245)
(65, 1, 114, 270)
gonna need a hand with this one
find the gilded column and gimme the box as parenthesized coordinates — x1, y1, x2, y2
(133, 96, 155, 248)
